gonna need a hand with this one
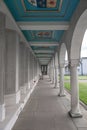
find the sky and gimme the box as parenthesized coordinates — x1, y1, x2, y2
(65, 29, 87, 60)
(81, 29, 87, 58)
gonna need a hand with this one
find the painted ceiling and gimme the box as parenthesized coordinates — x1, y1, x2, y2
(4, 0, 79, 21)
(22, 30, 64, 42)
(4, 0, 80, 65)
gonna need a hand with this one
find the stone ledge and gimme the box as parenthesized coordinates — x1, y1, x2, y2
(0, 79, 39, 130)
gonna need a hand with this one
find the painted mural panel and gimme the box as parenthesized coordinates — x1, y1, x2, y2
(31, 31, 52, 39)
(28, 0, 57, 8)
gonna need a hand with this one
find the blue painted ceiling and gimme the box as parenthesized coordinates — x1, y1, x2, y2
(4, 0, 80, 65)
(22, 30, 64, 42)
(4, 0, 79, 21)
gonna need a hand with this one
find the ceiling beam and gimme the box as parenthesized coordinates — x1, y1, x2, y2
(40, 61, 49, 63)
(37, 56, 52, 58)
(17, 22, 69, 30)
(39, 59, 49, 61)
(39, 58, 51, 60)
(34, 50, 54, 53)
(36, 54, 53, 56)
(40, 60, 49, 61)
(30, 42, 59, 46)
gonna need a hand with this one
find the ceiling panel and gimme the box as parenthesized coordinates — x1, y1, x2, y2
(4, 0, 80, 65)
(4, 0, 80, 21)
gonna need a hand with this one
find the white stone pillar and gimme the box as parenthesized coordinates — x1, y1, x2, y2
(27, 48, 30, 89)
(59, 64, 65, 96)
(24, 47, 29, 92)
(55, 66, 59, 88)
(52, 59, 54, 83)
(36, 61, 39, 81)
(49, 61, 52, 81)
(5, 30, 20, 105)
(30, 53, 33, 88)
(69, 59, 82, 118)
(0, 12, 5, 121)
(47, 64, 49, 76)
(49, 63, 51, 80)
(19, 42, 26, 94)
(33, 57, 36, 82)
(54, 52, 59, 88)
(53, 57, 55, 84)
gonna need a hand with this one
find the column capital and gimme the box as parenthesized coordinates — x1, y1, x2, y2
(69, 59, 80, 67)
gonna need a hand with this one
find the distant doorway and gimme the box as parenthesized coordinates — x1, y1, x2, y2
(41, 65, 47, 75)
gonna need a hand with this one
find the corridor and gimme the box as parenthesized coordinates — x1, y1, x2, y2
(12, 76, 79, 130)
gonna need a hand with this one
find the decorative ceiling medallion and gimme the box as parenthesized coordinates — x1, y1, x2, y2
(28, 0, 37, 6)
(22, 0, 63, 12)
(28, 0, 57, 8)
(31, 31, 53, 39)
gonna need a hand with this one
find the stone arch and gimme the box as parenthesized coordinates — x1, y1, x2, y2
(59, 43, 67, 65)
(70, 9, 87, 60)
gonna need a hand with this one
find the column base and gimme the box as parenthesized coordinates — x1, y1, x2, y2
(68, 110, 82, 118)
(27, 82, 30, 90)
(54, 86, 58, 89)
(5, 90, 20, 106)
(21, 85, 27, 94)
(54, 83, 59, 88)
(0, 104, 5, 121)
(58, 93, 66, 97)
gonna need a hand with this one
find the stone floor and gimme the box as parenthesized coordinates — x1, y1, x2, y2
(12, 76, 87, 130)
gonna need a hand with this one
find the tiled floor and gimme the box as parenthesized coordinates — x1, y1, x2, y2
(12, 76, 87, 130)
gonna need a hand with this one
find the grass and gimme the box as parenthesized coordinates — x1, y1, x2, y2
(78, 76, 87, 80)
(64, 76, 70, 80)
(64, 82, 87, 105)
(64, 75, 87, 80)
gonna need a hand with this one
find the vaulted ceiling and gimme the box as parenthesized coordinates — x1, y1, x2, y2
(4, 0, 80, 65)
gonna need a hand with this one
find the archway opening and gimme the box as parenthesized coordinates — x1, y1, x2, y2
(78, 29, 87, 105)
(65, 51, 69, 75)
(80, 29, 87, 76)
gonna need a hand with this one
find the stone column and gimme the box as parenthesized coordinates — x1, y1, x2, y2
(37, 62, 39, 80)
(36, 60, 39, 81)
(32, 56, 35, 82)
(27, 48, 30, 89)
(53, 57, 55, 84)
(54, 52, 59, 88)
(24, 47, 28, 92)
(51, 60, 54, 82)
(55, 66, 59, 88)
(59, 64, 65, 96)
(47, 65, 49, 75)
(49, 63, 51, 80)
(5, 30, 20, 105)
(34, 58, 36, 82)
(0, 12, 5, 121)
(19, 42, 25, 94)
(69, 59, 82, 118)
(52, 59, 54, 83)
(30, 53, 33, 88)
(33, 57, 36, 82)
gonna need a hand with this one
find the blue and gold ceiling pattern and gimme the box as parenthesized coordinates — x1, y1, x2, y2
(22, 30, 64, 42)
(4, 0, 79, 21)
(4, 0, 80, 65)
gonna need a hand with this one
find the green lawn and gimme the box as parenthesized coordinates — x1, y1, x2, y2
(64, 75, 87, 80)
(64, 82, 87, 105)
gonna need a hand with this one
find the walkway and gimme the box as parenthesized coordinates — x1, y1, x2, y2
(12, 76, 87, 130)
